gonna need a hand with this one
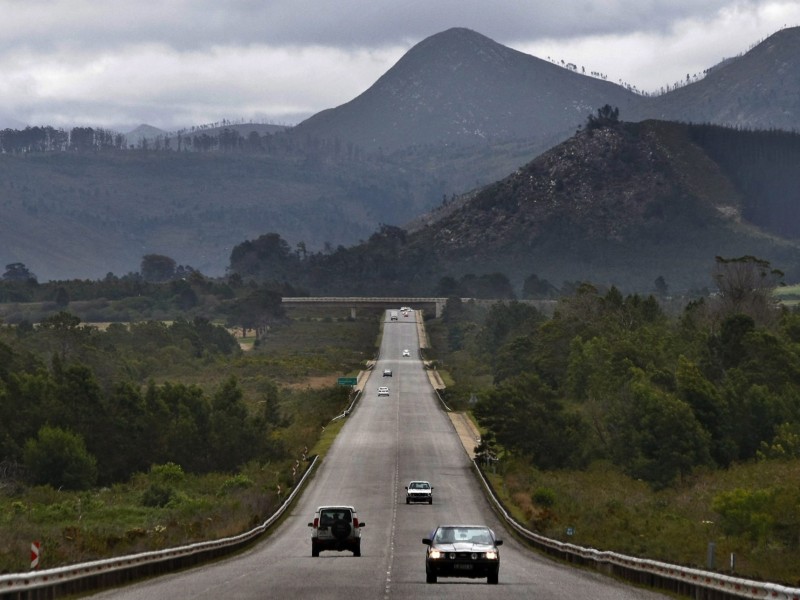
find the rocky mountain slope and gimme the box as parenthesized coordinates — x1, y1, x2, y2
(410, 119, 800, 292)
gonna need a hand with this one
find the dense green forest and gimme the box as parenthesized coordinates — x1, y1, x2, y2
(433, 256, 795, 484)
(0, 292, 378, 571)
(227, 229, 572, 298)
(425, 255, 800, 583)
(0, 257, 296, 334)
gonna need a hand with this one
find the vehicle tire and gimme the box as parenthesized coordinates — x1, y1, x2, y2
(353, 543, 361, 557)
(312, 546, 319, 557)
(426, 569, 437, 584)
(331, 520, 351, 540)
(488, 571, 499, 585)
(428, 497, 433, 505)
(406, 497, 410, 504)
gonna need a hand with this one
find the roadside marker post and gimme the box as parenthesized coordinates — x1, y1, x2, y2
(30, 541, 41, 570)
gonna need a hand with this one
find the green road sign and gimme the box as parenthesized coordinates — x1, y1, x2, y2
(337, 377, 358, 386)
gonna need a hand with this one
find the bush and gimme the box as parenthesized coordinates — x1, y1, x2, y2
(532, 487, 556, 507)
(23, 426, 98, 490)
(219, 474, 254, 495)
(141, 484, 174, 508)
(150, 462, 185, 483)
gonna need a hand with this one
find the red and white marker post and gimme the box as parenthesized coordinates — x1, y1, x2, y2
(30, 541, 41, 569)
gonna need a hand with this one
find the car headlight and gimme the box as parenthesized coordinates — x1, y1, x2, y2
(429, 549, 442, 559)
(485, 550, 498, 560)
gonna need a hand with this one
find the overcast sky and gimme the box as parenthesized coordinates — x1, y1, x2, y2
(1, 0, 798, 133)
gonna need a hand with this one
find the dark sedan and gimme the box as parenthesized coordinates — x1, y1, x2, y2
(422, 525, 502, 584)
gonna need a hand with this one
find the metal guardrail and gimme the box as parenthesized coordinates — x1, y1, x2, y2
(331, 388, 362, 422)
(472, 462, 800, 600)
(432, 386, 452, 412)
(0, 456, 319, 599)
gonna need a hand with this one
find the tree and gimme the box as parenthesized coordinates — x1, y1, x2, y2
(229, 233, 295, 279)
(225, 286, 284, 338)
(586, 104, 620, 130)
(522, 274, 557, 298)
(654, 276, 669, 297)
(54, 286, 70, 307)
(676, 355, 735, 466)
(208, 377, 261, 471)
(69, 127, 95, 151)
(23, 425, 98, 490)
(3, 262, 37, 282)
(474, 373, 587, 469)
(141, 254, 177, 282)
(37, 312, 92, 360)
(712, 256, 783, 325)
(50, 363, 109, 475)
(257, 379, 283, 428)
(609, 372, 711, 488)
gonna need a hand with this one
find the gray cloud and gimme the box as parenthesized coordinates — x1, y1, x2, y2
(0, 1, 797, 131)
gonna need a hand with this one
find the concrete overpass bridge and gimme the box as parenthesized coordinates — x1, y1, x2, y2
(281, 297, 449, 318)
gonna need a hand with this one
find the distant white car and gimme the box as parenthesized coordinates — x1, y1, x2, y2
(402, 349, 410, 357)
(383, 369, 393, 377)
(378, 386, 390, 396)
(405, 480, 433, 504)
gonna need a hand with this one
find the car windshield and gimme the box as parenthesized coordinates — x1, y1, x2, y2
(434, 527, 491, 544)
(410, 482, 429, 489)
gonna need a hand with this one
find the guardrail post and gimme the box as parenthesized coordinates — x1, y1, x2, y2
(707, 542, 715, 570)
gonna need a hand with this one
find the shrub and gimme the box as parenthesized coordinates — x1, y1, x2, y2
(712, 488, 773, 542)
(533, 487, 556, 507)
(150, 462, 185, 483)
(141, 484, 174, 508)
(219, 474, 254, 495)
(23, 426, 98, 490)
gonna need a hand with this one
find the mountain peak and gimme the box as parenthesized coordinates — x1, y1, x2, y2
(293, 28, 638, 152)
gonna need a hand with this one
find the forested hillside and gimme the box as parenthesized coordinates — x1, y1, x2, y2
(425, 255, 800, 583)
(226, 120, 800, 295)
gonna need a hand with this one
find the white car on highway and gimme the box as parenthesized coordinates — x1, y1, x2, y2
(378, 386, 390, 396)
(405, 480, 434, 504)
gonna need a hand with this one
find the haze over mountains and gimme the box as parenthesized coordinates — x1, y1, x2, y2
(2, 26, 800, 287)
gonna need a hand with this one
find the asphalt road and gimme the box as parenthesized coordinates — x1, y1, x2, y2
(90, 310, 668, 599)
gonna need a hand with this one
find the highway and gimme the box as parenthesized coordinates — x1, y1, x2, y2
(90, 310, 668, 599)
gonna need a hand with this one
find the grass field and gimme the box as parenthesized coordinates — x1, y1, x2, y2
(774, 283, 800, 306)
